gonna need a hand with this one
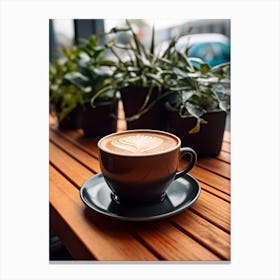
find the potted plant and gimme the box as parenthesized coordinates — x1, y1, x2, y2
(164, 60, 230, 156)
(64, 35, 119, 137)
(90, 20, 173, 130)
(49, 46, 84, 129)
(89, 20, 230, 156)
(50, 36, 119, 137)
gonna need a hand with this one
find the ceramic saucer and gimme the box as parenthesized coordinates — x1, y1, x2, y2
(80, 173, 201, 221)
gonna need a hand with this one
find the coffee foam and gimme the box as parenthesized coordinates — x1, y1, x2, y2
(111, 134, 163, 153)
(99, 131, 178, 155)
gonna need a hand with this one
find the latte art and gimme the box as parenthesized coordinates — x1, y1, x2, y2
(99, 130, 179, 155)
(111, 134, 163, 153)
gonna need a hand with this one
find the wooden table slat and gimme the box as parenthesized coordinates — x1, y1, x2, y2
(221, 141, 230, 153)
(223, 131, 231, 143)
(50, 165, 223, 260)
(216, 150, 231, 163)
(170, 210, 230, 260)
(51, 128, 99, 155)
(191, 190, 230, 233)
(196, 158, 230, 179)
(49, 121, 231, 261)
(189, 166, 230, 195)
(133, 222, 220, 261)
(199, 182, 230, 202)
(50, 142, 95, 187)
(50, 165, 158, 260)
(50, 130, 99, 168)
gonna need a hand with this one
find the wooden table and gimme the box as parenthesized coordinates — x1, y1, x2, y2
(49, 113, 230, 261)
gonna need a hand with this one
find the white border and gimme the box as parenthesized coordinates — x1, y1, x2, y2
(0, 1, 279, 280)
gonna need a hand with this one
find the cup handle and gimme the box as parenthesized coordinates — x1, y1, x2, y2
(175, 147, 197, 180)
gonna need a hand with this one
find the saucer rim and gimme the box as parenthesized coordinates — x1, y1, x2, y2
(80, 173, 201, 221)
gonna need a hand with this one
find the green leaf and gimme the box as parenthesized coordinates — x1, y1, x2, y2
(90, 84, 113, 107)
(189, 57, 205, 65)
(211, 84, 229, 111)
(185, 102, 207, 119)
(188, 118, 207, 134)
(89, 35, 97, 45)
(64, 72, 91, 92)
(180, 90, 196, 102)
(137, 86, 154, 113)
(188, 121, 200, 134)
(162, 37, 178, 59)
(200, 63, 211, 74)
(176, 50, 193, 69)
(165, 101, 178, 112)
(125, 89, 172, 122)
(90, 67, 113, 77)
(212, 62, 230, 73)
(145, 73, 164, 85)
(125, 20, 143, 57)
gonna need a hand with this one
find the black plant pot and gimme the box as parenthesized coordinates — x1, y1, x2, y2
(120, 87, 167, 130)
(167, 110, 227, 157)
(58, 106, 81, 130)
(80, 101, 118, 137)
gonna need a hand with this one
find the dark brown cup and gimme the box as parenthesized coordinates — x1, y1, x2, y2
(98, 130, 197, 205)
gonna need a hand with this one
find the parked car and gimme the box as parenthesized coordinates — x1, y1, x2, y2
(156, 33, 230, 67)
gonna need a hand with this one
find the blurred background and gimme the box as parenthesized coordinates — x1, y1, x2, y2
(50, 19, 230, 65)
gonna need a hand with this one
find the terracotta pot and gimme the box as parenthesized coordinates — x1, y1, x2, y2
(120, 87, 167, 130)
(167, 110, 227, 157)
(80, 101, 118, 137)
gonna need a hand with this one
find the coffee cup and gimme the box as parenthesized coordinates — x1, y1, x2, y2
(98, 129, 197, 204)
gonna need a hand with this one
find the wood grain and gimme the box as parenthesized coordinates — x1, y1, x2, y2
(50, 129, 100, 170)
(216, 150, 230, 163)
(50, 142, 94, 187)
(50, 165, 222, 260)
(50, 165, 158, 260)
(191, 190, 230, 233)
(199, 182, 230, 202)
(49, 124, 231, 261)
(221, 141, 230, 153)
(189, 166, 230, 195)
(133, 222, 220, 261)
(51, 128, 99, 156)
(196, 158, 230, 179)
(170, 210, 230, 260)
